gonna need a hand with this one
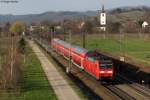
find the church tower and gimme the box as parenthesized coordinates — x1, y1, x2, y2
(100, 5, 106, 31)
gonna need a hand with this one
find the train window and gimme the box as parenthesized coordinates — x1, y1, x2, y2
(100, 64, 113, 69)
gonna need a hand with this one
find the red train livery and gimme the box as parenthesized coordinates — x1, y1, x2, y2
(52, 38, 114, 80)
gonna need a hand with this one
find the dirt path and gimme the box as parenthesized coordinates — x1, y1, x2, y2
(28, 40, 81, 100)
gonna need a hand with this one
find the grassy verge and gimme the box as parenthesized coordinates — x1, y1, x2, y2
(22, 45, 57, 100)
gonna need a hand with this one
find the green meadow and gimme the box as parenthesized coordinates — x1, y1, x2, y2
(65, 34, 150, 66)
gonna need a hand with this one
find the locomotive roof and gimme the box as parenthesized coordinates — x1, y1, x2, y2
(86, 51, 112, 62)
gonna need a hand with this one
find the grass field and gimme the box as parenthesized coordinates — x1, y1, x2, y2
(64, 34, 150, 66)
(22, 46, 57, 100)
(0, 37, 57, 100)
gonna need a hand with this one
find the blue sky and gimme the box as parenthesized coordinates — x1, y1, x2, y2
(0, 0, 150, 15)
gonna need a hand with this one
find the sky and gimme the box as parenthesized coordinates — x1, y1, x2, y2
(0, 0, 150, 15)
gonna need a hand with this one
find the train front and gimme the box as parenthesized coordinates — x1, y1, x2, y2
(99, 60, 114, 80)
(86, 51, 114, 80)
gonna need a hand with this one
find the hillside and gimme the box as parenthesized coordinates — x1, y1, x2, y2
(107, 6, 150, 23)
(0, 6, 149, 24)
(0, 11, 97, 23)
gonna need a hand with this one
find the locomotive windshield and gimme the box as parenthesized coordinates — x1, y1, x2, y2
(100, 63, 113, 69)
(86, 51, 111, 61)
(86, 51, 113, 69)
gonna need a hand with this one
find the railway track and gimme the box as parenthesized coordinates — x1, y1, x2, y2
(105, 85, 136, 100)
(34, 38, 122, 99)
(33, 38, 150, 100)
(116, 74, 150, 99)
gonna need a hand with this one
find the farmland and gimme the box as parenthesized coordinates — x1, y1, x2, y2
(64, 34, 150, 67)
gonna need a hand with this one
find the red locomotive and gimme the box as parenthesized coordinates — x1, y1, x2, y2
(52, 38, 114, 80)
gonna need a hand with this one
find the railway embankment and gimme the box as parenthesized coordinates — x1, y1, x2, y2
(34, 38, 150, 100)
(34, 38, 123, 100)
(28, 40, 81, 100)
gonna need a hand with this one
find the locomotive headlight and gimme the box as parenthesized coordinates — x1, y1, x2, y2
(100, 71, 105, 73)
(107, 71, 113, 73)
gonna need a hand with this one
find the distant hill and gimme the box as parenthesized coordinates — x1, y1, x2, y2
(109, 6, 150, 14)
(107, 6, 150, 23)
(0, 6, 149, 24)
(0, 11, 97, 24)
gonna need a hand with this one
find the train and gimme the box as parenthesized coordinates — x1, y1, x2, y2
(51, 38, 114, 80)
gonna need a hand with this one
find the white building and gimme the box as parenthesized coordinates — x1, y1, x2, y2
(30, 26, 37, 31)
(142, 21, 149, 28)
(55, 26, 62, 30)
(100, 5, 106, 31)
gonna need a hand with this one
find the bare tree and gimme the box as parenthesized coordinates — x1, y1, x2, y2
(0, 37, 23, 89)
(144, 11, 150, 21)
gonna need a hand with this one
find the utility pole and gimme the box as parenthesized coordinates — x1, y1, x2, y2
(82, 31, 86, 48)
(50, 26, 55, 48)
(79, 21, 86, 48)
(10, 35, 14, 81)
(0, 33, 1, 70)
(0, 44, 1, 71)
(50, 26, 56, 54)
(119, 29, 125, 62)
(62, 20, 66, 41)
(0, 56, 1, 71)
(50, 27, 53, 43)
(66, 30, 72, 74)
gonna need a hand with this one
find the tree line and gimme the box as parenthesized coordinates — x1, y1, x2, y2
(0, 11, 150, 38)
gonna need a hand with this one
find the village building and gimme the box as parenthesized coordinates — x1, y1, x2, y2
(142, 21, 149, 28)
